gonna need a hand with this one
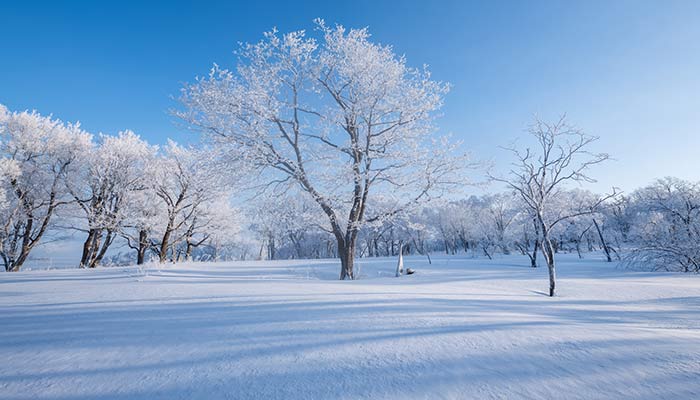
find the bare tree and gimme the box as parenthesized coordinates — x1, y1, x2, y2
(179, 21, 465, 279)
(491, 116, 615, 296)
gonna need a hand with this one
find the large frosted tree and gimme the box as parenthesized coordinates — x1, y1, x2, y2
(179, 20, 463, 279)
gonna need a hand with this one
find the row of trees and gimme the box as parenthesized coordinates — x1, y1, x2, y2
(248, 177, 700, 276)
(0, 105, 239, 272)
(3, 100, 698, 294)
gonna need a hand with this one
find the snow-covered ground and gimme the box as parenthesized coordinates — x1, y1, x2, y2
(1, 254, 699, 399)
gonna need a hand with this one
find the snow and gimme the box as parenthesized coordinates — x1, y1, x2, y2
(1, 254, 699, 399)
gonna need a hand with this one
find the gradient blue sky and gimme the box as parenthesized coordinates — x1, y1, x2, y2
(2, 0, 699, 193)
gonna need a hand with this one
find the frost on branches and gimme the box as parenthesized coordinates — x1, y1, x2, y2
(626, 178, 700, 272)
(0, 103, 243, 270)
(0, 105, 91, 271)
(179, 20, 466, 279)
(66, 130, 156, 268)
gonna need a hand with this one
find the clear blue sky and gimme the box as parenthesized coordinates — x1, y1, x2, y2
(2, 0, 699, 193)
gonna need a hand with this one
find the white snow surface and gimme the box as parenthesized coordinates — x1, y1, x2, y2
(1, 254, 700, 399)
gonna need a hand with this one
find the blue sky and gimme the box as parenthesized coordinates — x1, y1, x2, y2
(2, 0, 699, 193)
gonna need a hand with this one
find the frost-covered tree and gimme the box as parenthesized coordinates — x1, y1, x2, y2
(512, 210, 541, 268)
(0, 105, 91, 271)
(604, 195, 634, 249)
(121, 182, 162, 265)
(492, 117, 615, 296)
(427, 200, 476, 255)
(175, 196, 241, 261)
(190, 199, 243, 261)
(250, 191, 332, 260)
(179, 20, 464, 279)
(479, 194, 518, 255)
(362, 204, 435, 261)
(545, 189, 607, 258)
(626, 178, 700, 272)
(67, 130, 154, 268)
(151, 142, 223, 263)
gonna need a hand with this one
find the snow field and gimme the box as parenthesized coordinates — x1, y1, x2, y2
(1, 254, 699, 399)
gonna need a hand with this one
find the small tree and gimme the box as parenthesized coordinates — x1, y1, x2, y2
(492, 116, 615, 296)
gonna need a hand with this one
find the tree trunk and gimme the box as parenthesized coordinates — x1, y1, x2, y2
(137, 229, 148, 265)
(338, 245, 355, 280)
(90, 231, 114, 268)
(80, 229, 97, 268)
(575, 240, 582, 259)
(338, 235, 357, 280)
(185, 242, 193, 261)
(592, 218, 612, 262)
(482, 245, 492, 260)
(543, 237, 556, 297)
(530, 241, 539, 268)
(530, 217, 540, 268)
(537, 214, 556, 297)
(159, 229, 171, 263)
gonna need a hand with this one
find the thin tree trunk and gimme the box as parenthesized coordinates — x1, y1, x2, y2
(543, 237, 556, 297)
(482, 245, 492, 260)
(531, 217, 540, 268)
(538, 214, 556, 297)
(575, 240, 582, 259)
(593, 218, 612, 262)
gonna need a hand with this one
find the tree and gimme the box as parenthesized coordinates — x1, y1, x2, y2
(177, 196, 241, 261)
(121, 182, 162, 265)
(492, 116, 615, 296)
(250, 191, 333, 260)
(480, 194, 518, 255)
(151, 141, 222, 263)
(626, 178, 700, 272)
(66, 130, 154, 268)
(0, 105, 91, 271)
(179, 20, 464, 279)
(512, 211, 541, 268)
(189, 199, 243, 261)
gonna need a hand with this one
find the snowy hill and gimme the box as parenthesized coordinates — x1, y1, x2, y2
(1, 254, 699, 399)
